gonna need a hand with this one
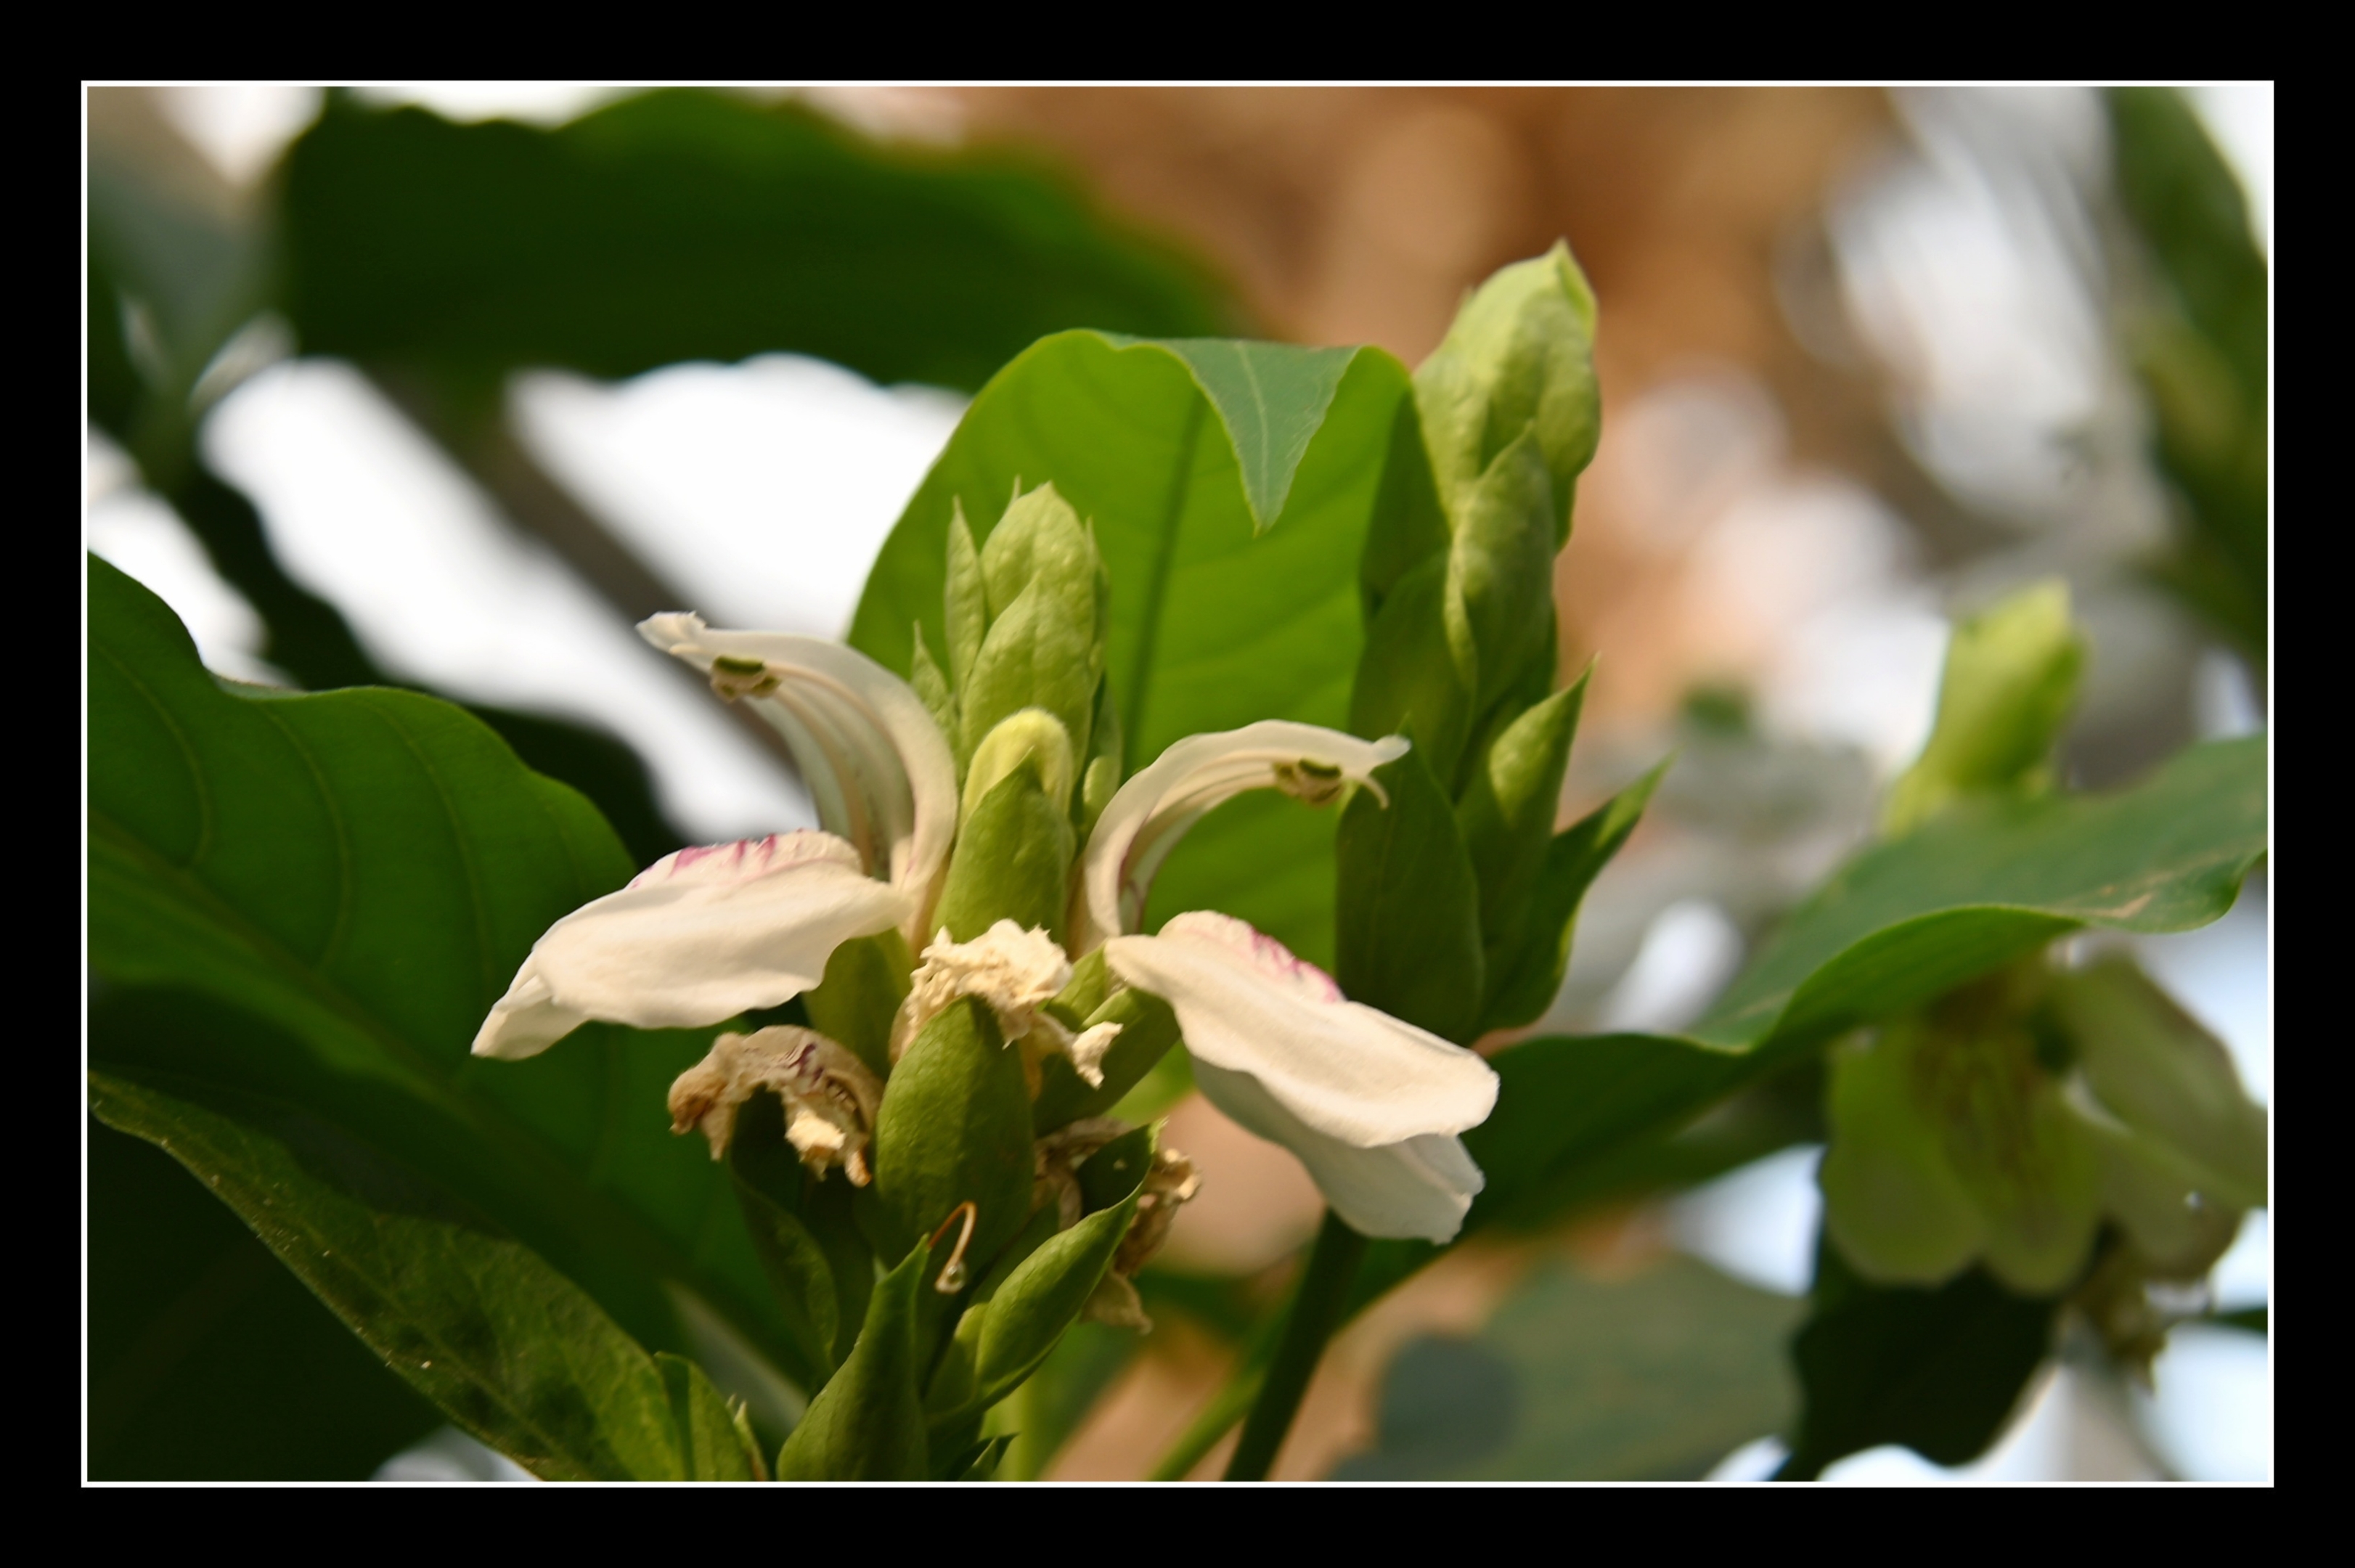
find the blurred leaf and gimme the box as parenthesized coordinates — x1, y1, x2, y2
(2106, 88, 2268, 676)
(88, 557, 804, 1389)
(658, 1352, 764, 1481)
(282, 91, 1237, 401)
(851, 331, 1429, 965)
(89, 1071, 685, 1481)
(86, 1114, 440, 1479)
(1334, 1255, 1798, 1480)
(1353, 737, 2264, 1307)
(1779, 1238, 2058, 1479)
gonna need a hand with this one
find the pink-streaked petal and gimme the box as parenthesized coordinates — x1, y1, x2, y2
(1103, 917, 1495, 1149)
(470, 830, 909, 1058)
(1077, 722, 1408, 950)
(637, 615, 956, 913)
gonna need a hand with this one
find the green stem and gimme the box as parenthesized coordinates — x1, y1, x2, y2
(1223, 1210, 1366, 1481)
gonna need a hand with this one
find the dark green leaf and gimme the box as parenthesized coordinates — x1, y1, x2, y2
(659, 1352, 764, 1481)
(773, 1244, 929, 1481)
(849, 331, 1424, 966)
(282, 91, 1236, 398)
(1336, 748, 1485, 1043)
(89, 1070, 682, 1481)
(86, 1113, 439, 1479)
(1781, 1239, 2059, 1479)
(88, 556, 801, 1379)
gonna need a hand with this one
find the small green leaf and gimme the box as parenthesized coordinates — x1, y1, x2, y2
(801, 932, 910, 1083)
(774, 1244, 930, 1481)
(1145, 337, 1358, 531)
(1336, 748, 1485, 1044)
(930, 760, 1076, 944)
(1478, 756, 1662, 1034)
(89, 1070, 682, 1482)
(868, 997, 1034, 1283)
(1350, 554, 1474, 783)
(954, 1432, 1014, 1480)
(1032, 982, 1182, 1133)
(1882, 579, 2086, 835)
(910, 625, 959, 763)
(944, 499, 989, 703)
(658, 1353, 763, 1481)
(727, 1170, 841, 1389)
(1445, 430, 1557, 711)
(1456, 674, 1588, 976)
(1781, 1240, 2059, 1479)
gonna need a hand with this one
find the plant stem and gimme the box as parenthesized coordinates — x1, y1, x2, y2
(1223, 1210, 1366, 1481)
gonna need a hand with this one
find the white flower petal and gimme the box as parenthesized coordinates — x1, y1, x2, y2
(470, 830, 910, 1059)
(1103, 912, 1497, 1148)
(1191, 1058, 1484, 1243)
(639, 614, 957, 910)
(1077, 721, 1409, 950)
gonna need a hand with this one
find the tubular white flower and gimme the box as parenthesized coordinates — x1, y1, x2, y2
(1077, 721, 1409, 952)
(471, 832, 910, 1060)
(638, 613, 958, 923)
(1103, 911, 1496, 1242)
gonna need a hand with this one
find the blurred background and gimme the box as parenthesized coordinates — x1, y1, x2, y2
(85, 83, 2269, 1482)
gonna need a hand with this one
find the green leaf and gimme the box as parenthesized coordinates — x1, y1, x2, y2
(1032, 979, 1183, 1134)
(1348, 553, 1474, 783)
(89, 1070, 683, 1481)
(774, 1244, 930, 1481)
(659, 1353, 764, 1481)
(1140, 337, 1358, 530)
(1781, 1239, 2059, 1479)
(969, 1197, 1142, 1413)
(1456, 674, 1588, 979)
(1334, 1255, 1799, 1480)
(1478, 756, 1664, 1033)
(1353, 736, 2264, 1307)
(86, 1113, 440, 1479)
(1882, 579, 2085, 836)
(87, 556, 803, 1382)
(281, 91, 1236, 397)
(1335, 748, 1485, 1044)
(1445, 430, 1557, 711)
(849, 331, 1428, 967)
(867, 997, 1034, 1278)
(801, 932, 911, 1084)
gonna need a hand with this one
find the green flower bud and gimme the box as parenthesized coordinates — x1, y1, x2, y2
(910, 624, 960, 767)
(1415, 241, 1601, 545)
(1445, 428, 1559, 711)
(1077, 676, 1123, 838)
(865, 995, 1035, 1287)
(963, 708, 1077, 822)
(1882, 579, 2086, 836)
(962, 484, 1106, 766)
(944, 498, 988, 695)
(932, 759, 1075, 944)
(1456, 673, 1587, 980)
(773, 1239, 929, 1480)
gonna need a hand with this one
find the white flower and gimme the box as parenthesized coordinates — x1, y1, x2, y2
(1105, 912, 1494, 1242)
(471, 616, 958, 1060)
(1082, 724, 1496, 1244)
(471, 832, 907, 1059)
(1075, 720, 1408, 952)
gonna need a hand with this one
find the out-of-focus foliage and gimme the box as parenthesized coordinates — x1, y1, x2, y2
(2107, 88, 2269, 681)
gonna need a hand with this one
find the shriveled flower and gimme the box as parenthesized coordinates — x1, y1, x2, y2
(890, 919, 1124, 1093)
(666, 1025, 884, 1185)
(1032, 1116, 1201, 1332)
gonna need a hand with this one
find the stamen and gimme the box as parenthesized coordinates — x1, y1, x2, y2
(929, 1200, 980, 1294)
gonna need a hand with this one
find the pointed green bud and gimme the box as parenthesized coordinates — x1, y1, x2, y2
(910, 623, 961, 771)
(866, 996, 1035, 1285)
(773, 1240, 929, 1480)
(1415, 242, 1601, 544)
(932, 759, 1076, 944)
(963, 707, 1077, 822)
(1456, 673, 1587, 976)
(1883, 579, 2087, 836)
(1445, 428, 1559, 711)
(944, 498, 988, 695)
(1348, 553, 1474, 781)
(961, 485, 1105, 767)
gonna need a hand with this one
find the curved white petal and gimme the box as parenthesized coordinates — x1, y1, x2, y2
(1191, 1060, 1483, 1242)
(1103, 911, 1496, 1241)
(471, 831, 910, 1060)
(1078, 720, 1409, 949)
(639, 614, 957, 907)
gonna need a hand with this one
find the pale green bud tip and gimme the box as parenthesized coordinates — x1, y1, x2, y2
(963, 708, 1077, 822)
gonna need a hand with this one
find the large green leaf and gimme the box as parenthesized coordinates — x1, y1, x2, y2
(85, 1114, 440, 1479)
(1334, 1255, 1800, 1481)
(89, 1071, 685, 1481)
(86, 556, 802, 1389)
(1355, 736, 2265, 1304)
(849, 331, 1427, 965)
(281, 91, 1236, 398)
